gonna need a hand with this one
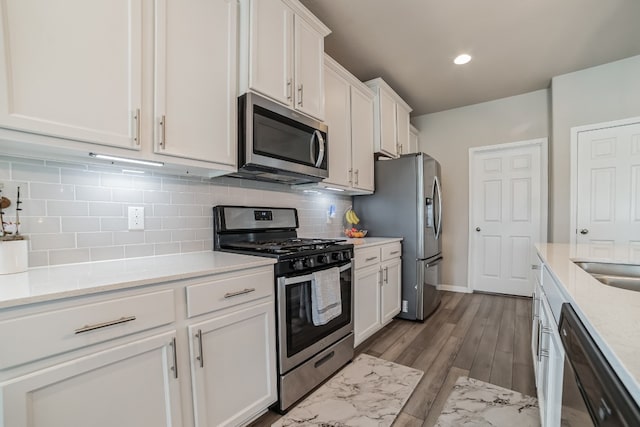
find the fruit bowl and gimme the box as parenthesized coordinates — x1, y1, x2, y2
(345, 228, 368, 238)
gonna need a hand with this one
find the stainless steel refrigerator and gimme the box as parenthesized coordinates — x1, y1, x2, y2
(353, 153, 442, 321)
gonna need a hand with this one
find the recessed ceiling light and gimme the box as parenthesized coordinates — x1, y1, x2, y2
(454, 54, 472, 65)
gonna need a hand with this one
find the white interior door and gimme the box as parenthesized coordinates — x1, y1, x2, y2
(469, 139, 546, 296)
(575, 122, 640, 259)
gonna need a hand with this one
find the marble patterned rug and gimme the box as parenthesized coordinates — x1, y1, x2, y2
(272, 354, 424, 427)
(435, 376, 540, 426)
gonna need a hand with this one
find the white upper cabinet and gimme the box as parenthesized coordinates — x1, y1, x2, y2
(323, 55, 374, 193)
(0, 0, 143, 149)
(365, 78, 413, 158)
(408, 124, 420, 154)
(239, 0, 330, 121)
(154, 0, 236, 166)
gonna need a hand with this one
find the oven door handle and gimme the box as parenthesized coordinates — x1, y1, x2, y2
(281, 262, 351, 286)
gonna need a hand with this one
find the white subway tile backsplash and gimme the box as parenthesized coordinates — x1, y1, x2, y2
(30, 233, 76, 250)
(47, 200, 89, 216)
(21, 217, 61, 234)
(89, 202, 124, 217)
(12, 163, 60, 183)
(76, 186, 112, 201)
(91, 246, 125, 261)
(114, 231, 145, 245)
(61, 169, 100, 186)
(49, 248, 91, 265)
(30, 183, 75, 200)
(112, 188, 143, 203)
(125, 244, 154, 258)
(77, 232, 113, 248)
(2, 155, 350, 267)
(62, 217, 100, 232)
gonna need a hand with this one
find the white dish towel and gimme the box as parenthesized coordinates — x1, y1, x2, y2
(310, 267, 342, 326)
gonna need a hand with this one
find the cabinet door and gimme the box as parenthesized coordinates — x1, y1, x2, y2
(538, 297, 564, 427)
(531, 282, 541, 380)
(0, 0, 142, 149)
(381, 258, 402, 324)
(323, 64, 351, 187)
(350, 86, 375, 191)
(409, 126, 419, 154)
(154, 0, 236, 166)
(294, 15, 325, 120)
(378, 88, 397, 157)
(248, 0, 293, 107)
(354, 264, 382, 347)
(0, 332, 182, 427)
(189, 300, 277, 427)
(396, 103, 410, 156)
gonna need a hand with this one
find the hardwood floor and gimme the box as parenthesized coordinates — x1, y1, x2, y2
(249, 291, 536, 427)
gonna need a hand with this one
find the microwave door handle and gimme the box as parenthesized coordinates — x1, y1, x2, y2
(311, 130, 325, 167)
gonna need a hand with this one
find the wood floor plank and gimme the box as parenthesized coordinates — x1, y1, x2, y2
(512, 297, 536, 397)
(451, 295, 491, 369)
(365, 318, 414, 356)
(422, 367, 469, 427)
(403, 334, 462, 419)
(445, 292, 473, 325)
(489, 297, 516, 389)
(450, 293, 482, 339)
(410, 322, 456, 372)
(443, 291, 464, 310)
(378, 321, 429, 362)
(468, 296, 505, 382)
(394, 412, 424, 427)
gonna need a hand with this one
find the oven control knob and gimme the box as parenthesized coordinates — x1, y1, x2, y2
(305, 257, 316, 268)
(342, 251, 352, 260)
(319, 255, 330, 264)
(332, 252, 344, 261)
(292, 260, 304, 271)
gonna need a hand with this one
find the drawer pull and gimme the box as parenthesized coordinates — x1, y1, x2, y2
(196, 329, 204, 368)
(74, 315, 136, 334)
(170, 337, 178, 379)
(365, 256, 378, 262)
(389, 250, 400, 255)
(224, 288, 256, 299)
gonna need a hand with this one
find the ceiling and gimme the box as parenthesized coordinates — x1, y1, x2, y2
(299, 0, 640, 116)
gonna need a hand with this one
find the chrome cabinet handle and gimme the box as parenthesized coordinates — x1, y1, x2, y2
(348, 168, 353, 184)
(74, 315, 136, 334)
(287, 79, 292, 101)
(354, 169, 359, 185)
(133, 108, 141, 146)
(224, 288, 256, 299)
(298, 84, 303, 106)
(390, 250, 400, 255)
(170, 337, 178, 379)
(540, 349, 549, 358)
(384, 266, 389, 283)
(365, 256, 378, 262)
(195, 329, 204, 368)
(579, 229, 589, 235)
(159, 115, 166, 149)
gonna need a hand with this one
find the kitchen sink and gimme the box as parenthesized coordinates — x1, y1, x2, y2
(573, 261, 640, 292)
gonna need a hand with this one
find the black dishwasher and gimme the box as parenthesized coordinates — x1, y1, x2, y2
(559, 303, 640, 426)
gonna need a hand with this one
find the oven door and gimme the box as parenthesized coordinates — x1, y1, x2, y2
(277, 262, 353, 374)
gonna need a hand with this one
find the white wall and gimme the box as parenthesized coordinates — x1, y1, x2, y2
(412, 90, 550, 289)
(550, 55, 640, 242)
(0, 155, 350, 267)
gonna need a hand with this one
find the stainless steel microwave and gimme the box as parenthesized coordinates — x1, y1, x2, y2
(233, 92, 328, 184)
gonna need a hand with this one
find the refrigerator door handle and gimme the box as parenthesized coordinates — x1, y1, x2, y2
(424, 256, 444, 268)
(434, 176, 443, 240)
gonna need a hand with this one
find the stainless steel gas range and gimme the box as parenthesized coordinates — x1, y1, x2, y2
(212, 205, 354, 412)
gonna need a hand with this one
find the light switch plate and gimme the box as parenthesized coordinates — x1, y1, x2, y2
(128, 206, 144, 230)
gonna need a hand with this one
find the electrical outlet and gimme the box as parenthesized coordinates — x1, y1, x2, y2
(128, 206, 144, 230)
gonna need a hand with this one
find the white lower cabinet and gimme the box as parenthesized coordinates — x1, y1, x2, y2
(0, 332, 182, 427)
(189, 300, 277, 427)
(0, 265, 277, 427)
(531, 257, 565, 427)
(353, 241, 402, 347)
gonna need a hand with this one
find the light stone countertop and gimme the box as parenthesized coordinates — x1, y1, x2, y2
(337, 237, 403, 249)
(535, 243, 640, 403)
(0, 251, 276, 309)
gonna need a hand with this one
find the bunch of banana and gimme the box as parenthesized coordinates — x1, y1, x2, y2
(345, 208, 360, 225)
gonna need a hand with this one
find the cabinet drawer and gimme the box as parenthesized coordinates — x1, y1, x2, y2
(0, 289, 175, 370)
(541, 265, 565, 324)
(354, 247, 381, 270)
(381, 242, 401, 261)
(186, 267, 274, 318)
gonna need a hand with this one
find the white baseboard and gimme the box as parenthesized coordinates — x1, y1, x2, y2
(436, 284, 472, 293)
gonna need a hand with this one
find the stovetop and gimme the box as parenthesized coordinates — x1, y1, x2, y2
(222, 238, 347, 255)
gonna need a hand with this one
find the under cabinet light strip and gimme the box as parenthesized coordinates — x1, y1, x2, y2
(89, 153, 164, 167)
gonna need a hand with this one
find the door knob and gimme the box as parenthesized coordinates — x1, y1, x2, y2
(579, 229, 589, 235)
(475, 227, 481, 232)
